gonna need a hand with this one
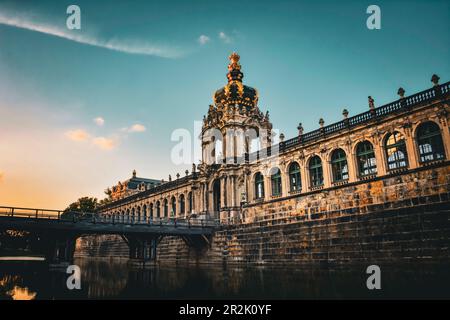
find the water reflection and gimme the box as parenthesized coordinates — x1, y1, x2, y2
(0, 258, 449, 299)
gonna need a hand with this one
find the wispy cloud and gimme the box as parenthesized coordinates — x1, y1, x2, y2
(122, 124, 147, 133)
(92, 136, 118, 150)
(93, 117, 105, 126)
(65, 123, 145, 150)
(198, 34, 210, 45)
(65, 129, 90, 141)
(219, 31, 232, 43)
(65, 129, 119, 151)
(0, 11, 183, 58)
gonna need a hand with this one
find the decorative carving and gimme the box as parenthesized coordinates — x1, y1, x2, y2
(431, 74, 440, 86)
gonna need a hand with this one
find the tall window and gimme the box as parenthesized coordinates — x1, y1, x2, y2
(356, 141, 377, 176)
(331, 149, 349, 182)
(143, 204, 147, 221)
(131, 208, 135, 222)
(309, 156, 324, 187)
(149, 203, 153, 219)
(271, 168, 282, 196)
(417, 122, 445, 163)
(156, 201, 160, 218)
(136, 206, 141, 222)
(289, 162, 301, 192)
(385, 131, 408, 170)
(254, 172, 265, 199)
(188, 192, 193, 213)
(163, 199, 168, 217)
(179, 194, 185, 216)
(171, 197, 176, 217)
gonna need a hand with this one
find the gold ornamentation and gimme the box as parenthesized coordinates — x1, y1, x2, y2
(228, 52, 241, 71)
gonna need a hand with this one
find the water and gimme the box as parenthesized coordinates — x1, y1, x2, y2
(0, 257, 449, 299)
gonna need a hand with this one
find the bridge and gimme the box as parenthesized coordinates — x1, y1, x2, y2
(0, 206, 219, 265)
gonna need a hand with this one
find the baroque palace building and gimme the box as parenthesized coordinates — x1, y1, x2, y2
(100, 53, 450, 227)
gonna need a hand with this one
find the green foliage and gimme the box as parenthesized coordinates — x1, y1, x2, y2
(61, 196, 99, 220)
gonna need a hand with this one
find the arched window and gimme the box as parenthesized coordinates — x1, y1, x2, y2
(356, 141, 377, 176)
(188, 192, 193, 213)
(121, 210, 125, 223)
(309, 156, 323, 187)
(143, 204, 147, 222)
(156, 201, 160, 218)
(126, 209, 130, 222)
(163, 199, 168, 218)
(131, 208, 135, 222)
(331, 149, 349, 182)
(171, 196, 176, 217)
(385, 131, 408, 170)
(270, 168, 282, 196)
(288, 162, 301, 192)
(254, 172, 264, 199)
(179, 194, 185, 216)
(417, 122, 445, 163)
(149, 203, 154, 219)
(136, 206, 141, 222)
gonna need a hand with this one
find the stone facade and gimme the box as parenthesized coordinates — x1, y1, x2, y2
(98, 54, 450, 227)
(80, 54, 450, 265)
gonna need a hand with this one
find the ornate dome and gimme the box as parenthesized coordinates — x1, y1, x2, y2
(213, 53, 258, 108)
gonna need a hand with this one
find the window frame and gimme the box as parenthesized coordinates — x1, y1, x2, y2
(309, 156, 324, 187)
(288, 162, 302, 192)
(385, 131, 409, 170)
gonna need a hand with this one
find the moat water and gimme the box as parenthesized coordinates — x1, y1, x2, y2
(0, 257, 449, 299)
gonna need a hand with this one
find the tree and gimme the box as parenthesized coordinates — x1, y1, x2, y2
(98, 188, 113, 207)
(62, 197, 99, 220)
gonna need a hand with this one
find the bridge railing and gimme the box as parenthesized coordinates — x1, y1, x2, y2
(0, 206, 62, 219)
(93, 215, 220, 228)
(0, 206, 220, 228)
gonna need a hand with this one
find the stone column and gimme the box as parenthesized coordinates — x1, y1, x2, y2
(404, 127, 419, 169)
(192, 190, 196, 215)
(230, 176, 236, 207)
(373, 138, 387, 176)
(201, 183, 206, 213)
(438, 109, 450, 159)
(220, 177, 225, 210)
(264, 175, 272, 200)
(282, 167, 289, 196)
(301, 162, 308, 192)
(347, 151, 358, 182)
(323, 159, 332, 187)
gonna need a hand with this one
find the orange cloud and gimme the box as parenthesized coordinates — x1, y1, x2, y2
(124, 124, 146, 133)
(65, 129, 90, 141)
(92, 136, 118, 150)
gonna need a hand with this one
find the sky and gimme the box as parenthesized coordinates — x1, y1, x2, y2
(0, 0, 449, 209)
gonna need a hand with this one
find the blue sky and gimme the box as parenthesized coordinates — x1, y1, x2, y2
(0, 0, 448, 208)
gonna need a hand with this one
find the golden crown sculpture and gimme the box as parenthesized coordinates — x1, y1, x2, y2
(228, 52, 241, 71)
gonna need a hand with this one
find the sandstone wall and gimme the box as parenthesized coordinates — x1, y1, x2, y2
(75, 165, 450, 265)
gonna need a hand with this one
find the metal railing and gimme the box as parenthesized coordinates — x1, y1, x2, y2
(0, 206, 62, 219)
(94, 215, 220, 228)
(0, 206, 219, 229)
